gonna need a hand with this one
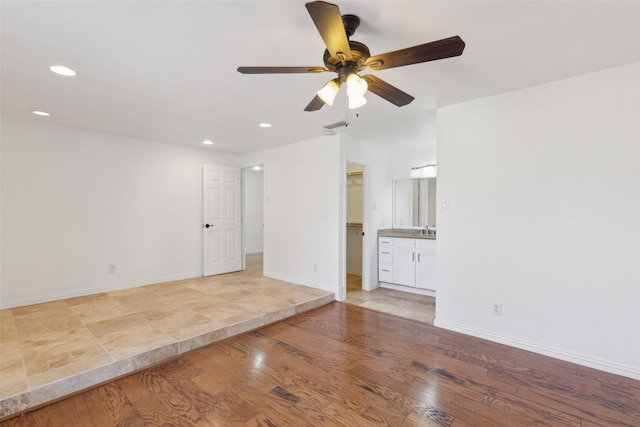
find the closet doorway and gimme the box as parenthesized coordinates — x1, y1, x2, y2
(346, 163, 364, 292)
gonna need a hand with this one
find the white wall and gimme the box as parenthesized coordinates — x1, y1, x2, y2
(242, 135, 342, 295)
(436, 62, 640, 379)
(242, 168, 263, 255)
(1, 118, 238, 308)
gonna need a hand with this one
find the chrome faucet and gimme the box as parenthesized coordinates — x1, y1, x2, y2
(420, 224, 436, 236)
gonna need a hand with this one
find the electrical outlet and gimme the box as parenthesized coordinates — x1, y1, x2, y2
(108, 264, 116, 274)
(313, 263, 318, 272)
(492, 303, 502, 316)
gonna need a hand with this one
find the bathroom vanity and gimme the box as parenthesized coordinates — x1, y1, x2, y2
(378, 230, 437, 297)
(380, 173, 438, 296)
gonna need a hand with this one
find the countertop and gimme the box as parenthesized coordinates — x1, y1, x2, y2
(377, 229, 436, 240)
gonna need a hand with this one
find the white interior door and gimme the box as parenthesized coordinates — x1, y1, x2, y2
(203, 164, 241, 276)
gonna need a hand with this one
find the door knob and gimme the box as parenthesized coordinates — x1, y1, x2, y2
(204, 224, 214, 228)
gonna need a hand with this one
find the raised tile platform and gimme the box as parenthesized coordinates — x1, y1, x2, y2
(0, 258, 334, 421)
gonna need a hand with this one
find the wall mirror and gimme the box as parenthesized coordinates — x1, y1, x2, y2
(393, 178, 437, 228)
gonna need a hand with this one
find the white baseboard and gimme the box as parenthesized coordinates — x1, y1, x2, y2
(0, 271, 202, 310)
(434, 318, 640, 381)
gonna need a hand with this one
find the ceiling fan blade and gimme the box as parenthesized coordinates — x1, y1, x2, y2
(305, 1, 352, 61)
(237, 66, 328, 74)
(362, 75, 414, 107)
(304, 95, 326, 112)
(365, 36, 465, 71)
(324, 121, 347, 129)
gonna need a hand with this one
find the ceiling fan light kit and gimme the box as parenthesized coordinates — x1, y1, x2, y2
(237, 1, 465, 113)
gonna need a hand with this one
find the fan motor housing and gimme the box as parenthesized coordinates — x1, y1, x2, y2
(322, 40, 370, 72)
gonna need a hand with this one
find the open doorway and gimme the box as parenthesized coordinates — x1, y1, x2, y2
(242, 165, 264, 272)
(346, 162, 364, 293)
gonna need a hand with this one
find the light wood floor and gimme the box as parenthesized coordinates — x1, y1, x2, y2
(0, 254, 333, 420)
(3, 302, 639, 426)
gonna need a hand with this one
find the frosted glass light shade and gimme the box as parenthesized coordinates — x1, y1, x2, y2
(348, 94, 367, 109)
(346, 74, 368, 97)
(317, 80, 340, 106)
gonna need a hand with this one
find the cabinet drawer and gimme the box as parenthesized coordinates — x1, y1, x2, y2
(379, 237, 393, 246)
(379, 264, 393, 282)
(379, 251, 393, 264)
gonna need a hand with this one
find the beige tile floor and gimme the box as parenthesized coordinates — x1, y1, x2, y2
(344, 274, 436, 325)
(0, 255, 334, 420)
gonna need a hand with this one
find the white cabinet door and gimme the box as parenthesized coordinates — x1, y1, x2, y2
(393, 240, 416, 287)
(416, 241, 437, 291)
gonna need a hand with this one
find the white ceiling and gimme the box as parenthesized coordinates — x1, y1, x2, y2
(2, 1, 639, 154)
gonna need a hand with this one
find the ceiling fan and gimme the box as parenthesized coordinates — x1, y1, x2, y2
(237, 1, 465, 112)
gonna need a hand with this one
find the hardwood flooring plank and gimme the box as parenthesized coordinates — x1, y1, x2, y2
(578, 365, 640, 393)
(228, 338, 352, 414)
(156, 367, 220, 415)
(493, 360, 640, 424)
(117, 373, 208, 427)
(360, 406, 408, 426)
(404, 411, 454, 427)
(0, 398, 73, 427)
(138, 368, 207, 425)
(515, 382, 640, 426)
(96, 382, 146, 427)
(227, 382, 314, 426)
(341, 364, 455, 426)
(244, 413, 281, 427)
(246, 326, 416, 418)
(304, 401, 381, 427)
(258, 318, 464, 422)
(68, 389, 116, 427)
(481, 390, 581, 426)
(200, 389, 259, 426)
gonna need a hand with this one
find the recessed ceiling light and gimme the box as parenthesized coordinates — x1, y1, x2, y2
(49, 65, 77, 76)
(32, 110, 51, 116)
(259, 123, 272, 128)
(253, 166, 262, 171)
(202, 139, 214, 145)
